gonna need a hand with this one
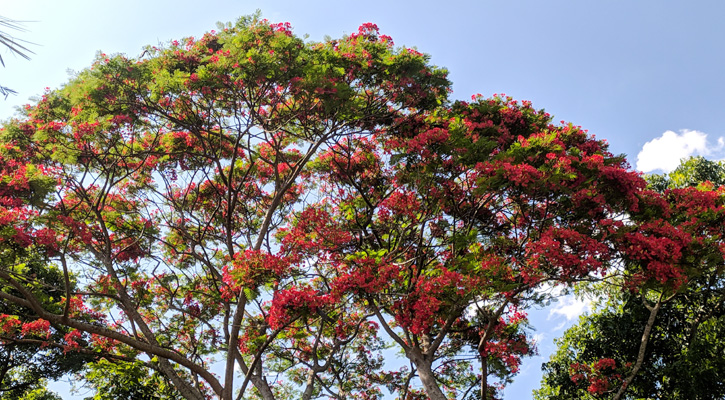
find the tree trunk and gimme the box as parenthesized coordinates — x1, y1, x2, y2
(302, 369, 316, 400)
(481, 355, 489, 400)
(415, 359, 448, 400)
(612, 299, 662, 400)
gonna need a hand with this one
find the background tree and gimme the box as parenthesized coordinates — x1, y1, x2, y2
(646, 155, 725, 192)
(80, 359, 183, 400)
(535, 156, 725, 399)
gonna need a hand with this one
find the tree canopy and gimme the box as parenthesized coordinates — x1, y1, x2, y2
(1, 15, 723, 400)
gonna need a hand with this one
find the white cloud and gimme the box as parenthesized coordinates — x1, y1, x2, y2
(548, 295, 591, 323)
(532, 332, 546, 346)
(636, 129, 724, 173)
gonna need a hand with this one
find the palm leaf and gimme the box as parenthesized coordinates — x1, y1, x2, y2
(0, 15, 35, 67)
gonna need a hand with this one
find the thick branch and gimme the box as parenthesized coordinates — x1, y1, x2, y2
(0, 272, 218, 400)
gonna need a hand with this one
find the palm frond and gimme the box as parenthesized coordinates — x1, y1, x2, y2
(0, 84, 17, 99)
(0, 15, 35, 67)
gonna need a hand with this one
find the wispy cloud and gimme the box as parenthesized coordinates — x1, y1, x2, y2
(636, 129, 725, 173)
(532, 332, 546, 347)
(548, 295, 591, 324)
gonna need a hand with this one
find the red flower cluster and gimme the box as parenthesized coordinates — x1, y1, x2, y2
(221, 249, 290, 299)
(569, 358, 622, 395)
(267, 287, 334, 330)
(21, 319, 51, 338)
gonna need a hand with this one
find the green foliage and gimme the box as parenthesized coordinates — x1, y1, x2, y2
(81, 359, 183, 400)
(1, 385, 62, 400)
(535, 288, 725, 399)
(646, 156, 725, 192)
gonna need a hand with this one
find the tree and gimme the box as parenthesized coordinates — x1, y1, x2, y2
(646, 155, 725, 192)
(535, 286, 725, 399)
(1, 15, 721, 400)
(535, 157, 725, 399)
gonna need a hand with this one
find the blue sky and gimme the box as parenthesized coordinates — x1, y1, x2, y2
(2, 0, 724, 398)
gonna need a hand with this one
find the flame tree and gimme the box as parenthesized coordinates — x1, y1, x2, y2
(1, 15, 721, 400)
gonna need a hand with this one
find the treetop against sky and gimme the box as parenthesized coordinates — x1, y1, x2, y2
(2, 1, 725, 172)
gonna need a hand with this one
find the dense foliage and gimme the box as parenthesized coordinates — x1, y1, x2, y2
(1, 16, 723, 400)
